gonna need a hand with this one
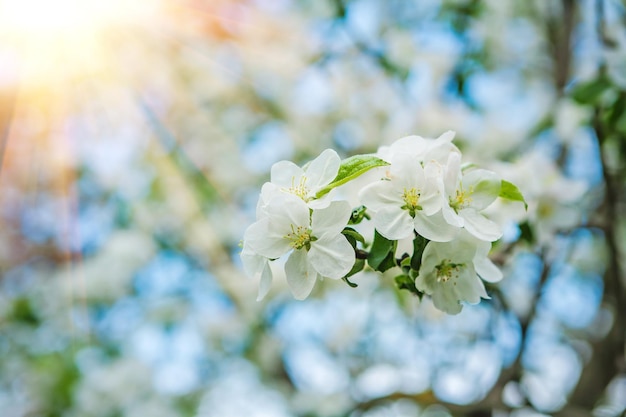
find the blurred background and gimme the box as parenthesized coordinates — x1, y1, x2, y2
(0, 0, 625, 416)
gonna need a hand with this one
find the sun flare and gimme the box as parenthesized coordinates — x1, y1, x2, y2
(0, 0, 159, 36)
(0, 0, 164, 91)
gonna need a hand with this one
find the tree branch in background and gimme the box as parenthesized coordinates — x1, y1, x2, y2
(562, 107, 626, 411)
(552, 0, 576, 92)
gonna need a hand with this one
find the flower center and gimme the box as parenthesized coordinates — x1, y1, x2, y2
(284, 176, 310, 201)
(537, 200, 554, 218)
(450, 186, 473, 212)
(401, 187, 422, 217)
(435, 259, 465, 283)
(284, 224, 314, 250)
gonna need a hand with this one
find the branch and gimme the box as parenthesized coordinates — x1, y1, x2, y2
(552, 0, 576, 92)
(564, 107, 626, 410)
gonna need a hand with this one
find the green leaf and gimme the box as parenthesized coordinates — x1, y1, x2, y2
(343, 258, 365, 282)
(518, 221, 535, 244)
(342, 227, 365, 246)
(342, 276, 358, 288)
(394, 274, 422, 298)
(499, 180, 528, 210)
(348, 205, 370, 225)
(367, 229, 397, 272)
(410, 235, 428, 271)
(378, 252, 397, 272)
(10, 297, 38, 325)
(571, 76, 612, 105)
(461, 162, 477, 172)
(474, 176, 501, 198)
(609, 92, 626, 135)
(316, 155, 389, 198)
(399, 253, 412, 269)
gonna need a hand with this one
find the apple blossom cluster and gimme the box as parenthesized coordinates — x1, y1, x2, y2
(241, 132, 526, 314)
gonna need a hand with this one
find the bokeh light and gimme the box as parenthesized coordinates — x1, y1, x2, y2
(0, 1, 625, 416)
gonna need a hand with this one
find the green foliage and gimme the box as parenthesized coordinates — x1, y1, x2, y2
(410, 234, 428, 272)
(342, 259, 365, 286)
(341, 227, 365, 246)
(366, 229, 397, 272)
(341, 227, 366, 285)
(316, 155, 389, 198)
(607, 91, 626, 135)
(500, 180, 528, 210)
(35, 353, 80, 416)
(348, 205, 370, 225)
(394, 274, 421, 297)
(392, 235, 428, 297)
(571, 76, 612, 105)
(10, 297, 39, 325)
(518, 221, 535, 244)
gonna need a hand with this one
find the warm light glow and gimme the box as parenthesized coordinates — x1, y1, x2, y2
(0, 0, 164, 91)
(0, 0, 152, 37)
(1, 0, 95, 34)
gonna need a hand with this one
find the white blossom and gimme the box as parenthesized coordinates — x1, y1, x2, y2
(440, 152, 503, 242)
(415, 231, 503, 314)
(243, 194, 354, 300)
(378, 130, 461, 165)
(264, 148, 341, 208)
(359, 154, 459, 242)
(240, 241, 274, 301)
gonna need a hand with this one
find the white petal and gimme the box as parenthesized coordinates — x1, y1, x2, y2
(419, 241, 442, 273)
(391, 155, 423, 189)
(241, 245, 265, 277)
(374, 206, 414, 240)
(474, 256, 503, 283)
(464, 169, 501, 210)
(312, 201, 351, 236)
(271, 161, 304, 188)
(416, 242, 445, 294)
(306, 149, 341, 188)
(424, 131, 460, 163)
(431, 288, 463, 315)
(444, 152, 461, 196)
(244, 218, 291, 259)
(415, 270, 436, 295)
(418, 173, 444, 215)
(460, 209, 502, 242)
(267, 194, 310, 232)
(449, 233, 480, 261)
(389, 135, 427, 160)
(257, 182, 280, 218)
(473, 238, 493, 258)
(359, 180, 402, 211)
(308, 234, 355, 278)
(256, 261, 274, 301)
(441, 205, 464, 227)
(307, 190, 334, 209)
(413, 210, 460, 242)
(436, 130, 456, 143)
(285, 250, 318, 300)
(453, 264, 487, 304)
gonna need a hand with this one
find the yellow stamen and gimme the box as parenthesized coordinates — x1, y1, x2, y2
(283, 176, 310, 201)
(284, 224, 313, 250)
(402, 187, 422, 217)
(450, 185, 473, 212)
(435, 259, 465, 283)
